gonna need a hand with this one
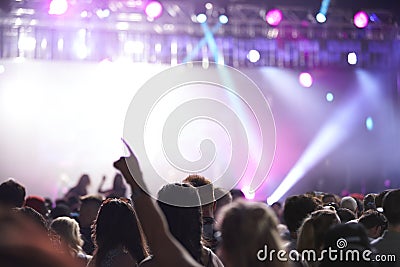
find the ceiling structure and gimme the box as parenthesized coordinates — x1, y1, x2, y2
(0, 0, 399, 68)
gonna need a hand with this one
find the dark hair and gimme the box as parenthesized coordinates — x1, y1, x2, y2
(80, 195, 103, 206)
(320, 223, 373, 267)
(14, 206, 48, 230)
(382, 189, 400, 225)
(358, 210, 387, 230)
(375, 190, 390, 208)
(0, 179, 26, 208)
(336, 208, 356, 223)
(92, 198, 148, 265)
(283, 194, 319, 233)
(157, 183, 203, 263)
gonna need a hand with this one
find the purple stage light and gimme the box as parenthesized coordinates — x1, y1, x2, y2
(299, 72, 313, 88)
(266, 9, 283, 26)
(48, 0, 68, 15)
(145, 1, 163, 19)
(354, 11, 369, 29)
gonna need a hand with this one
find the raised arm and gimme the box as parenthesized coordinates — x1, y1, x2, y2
(113, 144, 201, 267)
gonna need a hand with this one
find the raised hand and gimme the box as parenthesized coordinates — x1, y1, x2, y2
(113, 139, 145, 190)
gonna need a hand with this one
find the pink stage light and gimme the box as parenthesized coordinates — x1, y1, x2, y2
(299, 72, 313, 88)
(353, 11, 369, 29)
(145, 1, 163, 19)
(266, 9, 283, 26)
(48, 0, 68, 15)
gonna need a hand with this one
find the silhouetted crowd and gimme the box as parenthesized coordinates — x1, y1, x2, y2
(1, 153, 399, 267)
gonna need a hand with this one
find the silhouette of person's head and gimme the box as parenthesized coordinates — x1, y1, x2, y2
(0, 179, 26, 208)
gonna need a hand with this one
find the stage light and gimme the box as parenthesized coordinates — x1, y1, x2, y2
(365, 116, 374, 131)
(48, 0, 68, 15)
(298, 72, 313, 88)
(354, 11, 369, 29)
(57, 38, 64, 51)
(347, 52, 357, 65)
(96, 8, 110, 19)
(145, 1, 163, 19)
(247, 49, 260, 63)
(40, 39, 47, 49)
(205, 2, 213, 10)
(0, 65, 5, 74)
(18, 36, 36, 51)
(219, 14, 228, 24)
(316, 12, 326, 23)
(196, 13, 207, 23)
(326, 92, 334, 102)
(266, 9, 283, 26)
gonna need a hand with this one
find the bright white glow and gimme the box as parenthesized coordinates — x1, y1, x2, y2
(15, 18, 22, 26)
(116, 22, 129, 30)
(316, 12, 327, 23)
(205, 2, 213, 10)
(0, 65, 5, 74)
(145, 1, 163, 19)
(75, 44, 88, 59)
(40, 39, 47, 49)
(348, 52, 357, 65)
(242, 185, 255, 200)
(196, 13, 207, 23)
(48, 0, 68, 15)
(366, 116, 374, 131)
(96, 9, 110, 19)
(299, 72, 313, 88)
(18, 36, 36, 51)
(219, 14, 228, 24)
(124, 41, 144, 54)
(57, 38, 64, 51)
(155, 43, 162, 53)
(247, 49, 261, 63)
(326, 92, 334, 102)
(80, 10, 89, 18)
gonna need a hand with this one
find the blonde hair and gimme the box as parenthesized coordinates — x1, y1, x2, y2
(219, 200, 287, 267)
(50, 216, 84, 255)
(297, 209, 340, 259)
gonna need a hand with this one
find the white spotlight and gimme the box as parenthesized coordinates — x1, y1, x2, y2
(316, 12, 326, 23)
(196, 13, 207, 23)
(347, 52, 357, 65)
(247, 49, 260, 63)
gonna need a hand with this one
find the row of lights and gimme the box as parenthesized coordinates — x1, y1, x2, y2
(49, 0, 163, 20)
(48, 0, 372, 29)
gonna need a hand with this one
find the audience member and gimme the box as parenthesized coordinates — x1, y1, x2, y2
(283, 194, 319, 250)
(78, 194, 103, 255)
(358, 210, 387, 240)
(183, 175, 217, 250)
(98, 173, 127, 198)
(340, 196, 358, 216)
(151, 183, 223, 267)
(88, 198, 149, 267)
(218, 200, 287, 267)
(371, 189, 400, 267)
(337, 208, 357, 223)
(64, 174, 91, 204)
(297, 209, 340, 267)
(0, 178, 26, 208)
(25, 195, 48, 218)
(320, 223, 376, 267)
(50, 216, 91, 266)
